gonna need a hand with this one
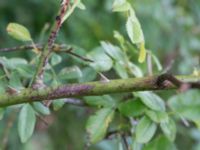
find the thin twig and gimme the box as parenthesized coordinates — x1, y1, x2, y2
(0, 44, 41, 52)
(0, 44, 68, 52)
(99, 73, 110, 82)
(147, 53, 153, 76)
(63, 48, 94, 62)
(121, 134, 130, 150)
(0, 44, 94, 63)
(30, 0, 70, 85)
(48, 0, 70, 49)
(105, 130, 119, 139)
(37, 116, 49, 126)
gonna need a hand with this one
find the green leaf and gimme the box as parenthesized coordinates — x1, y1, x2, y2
(112, 0, 130, 12)
(62, 0, 82, 23)
(126, 9, 144, 44)
(145, 110, 169, 123)
(118, 99, 146, 117)
(150, 52, 163, 71)
(168, 90, 200, 121)
(51, 53, 62, 66)
(101, 41, 126, 61)
(126, 9, 146, 63)
(84, 95, 116, 107)
(16, 64, 35, 78)
(87, 47, 113, 72)
(86, 108, 115, 144)
(9, 71, 23, 90)
(0, 57, 28, 70)
(143, 135, 177, 150)
(0, 78, 7, 94)
(194, 120, 200, 130)
(52, 99, 66, 111)
(136, 116, 157, 143)
(32, 102, 50, 115)
(79, 67, 97, 82)
(77, 2, 86, 10)
(160, 118, 176, 141)
(58, 66, 82, 80)
(131, 141, 143, 150)
(113, 31, 125, 46)
(44, 72, 53, 83)
(137, 91, 165, 112)
(7, 23, 32, 41)
(18, 104, 36, 143)
(114, 61, 128, 79)
(138, 42, 146, 63)
(128, 62, 143, 77)
(0, 108, 5, 120)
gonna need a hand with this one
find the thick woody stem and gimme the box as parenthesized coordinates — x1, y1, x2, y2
(0, 74, 199, 107)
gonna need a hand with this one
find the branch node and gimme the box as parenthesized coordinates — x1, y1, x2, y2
(156, 73, 200, 91)
(156, 73, 183, 88)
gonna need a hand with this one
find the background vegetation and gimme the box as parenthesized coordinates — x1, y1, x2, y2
(0, 0, 200, 150)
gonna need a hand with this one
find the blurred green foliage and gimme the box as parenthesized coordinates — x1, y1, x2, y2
(0, 0, 200, 150)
